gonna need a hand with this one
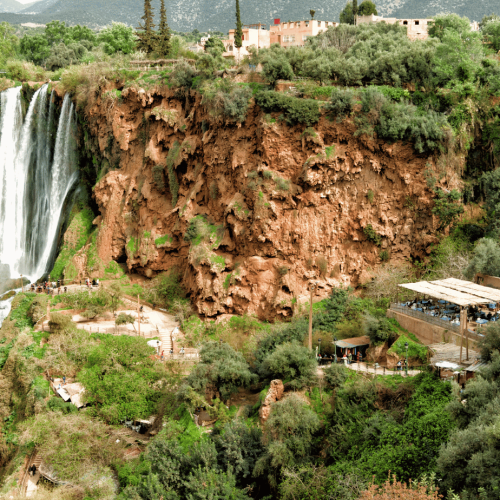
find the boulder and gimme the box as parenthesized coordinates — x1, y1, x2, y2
(259, 379, 284, 425)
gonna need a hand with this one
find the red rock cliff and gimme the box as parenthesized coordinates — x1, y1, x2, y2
(75, 86, 438, 319)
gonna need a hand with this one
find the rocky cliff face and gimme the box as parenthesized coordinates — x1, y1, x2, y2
(68, 84, 438, 319)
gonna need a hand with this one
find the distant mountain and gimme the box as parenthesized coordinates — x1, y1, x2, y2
(0, 0, 495, 32)
(0, 0, 36, 13)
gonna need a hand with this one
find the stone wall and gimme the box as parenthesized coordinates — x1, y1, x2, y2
(387, 309, 478, 350)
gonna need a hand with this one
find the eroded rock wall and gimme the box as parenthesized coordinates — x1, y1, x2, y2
(72, 85, 438, 319)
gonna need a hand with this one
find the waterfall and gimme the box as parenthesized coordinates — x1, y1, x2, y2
(0, 85, 78, 283)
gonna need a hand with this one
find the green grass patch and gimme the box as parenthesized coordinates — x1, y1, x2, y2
(155, 234, 173, 247)
(388, 334, 429, 363)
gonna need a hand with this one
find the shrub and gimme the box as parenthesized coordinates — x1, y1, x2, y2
(261, 53, 294, 85)
(152, 164, 165, 190)
(202, 78, 253, 123)
(255, 394, 321, 483)
(48, 313, 76, 334)
(169, 60, 198, 89)
(431, 189, 464, 230)
(316, 256, 328, 277)
(379, 250, 390, 262)
(363, 224, 382, 246)
(115, 313, 136, 328)
(364, 315, 395, 346)
(358, 474, 442, 499)
(323, 363, 349, 389)
(261, 341, 317, 389)
(181, 341, 257, 402)
(464, 238, 500, 280)
(166, 141, 181, 205)
(27, 295, 48, 324)
(78, 335, 162, 423)
(254, 91, 321, 126)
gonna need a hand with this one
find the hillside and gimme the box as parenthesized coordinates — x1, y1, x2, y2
(0, 0, 35, 13)
(0, 0, 491, 31)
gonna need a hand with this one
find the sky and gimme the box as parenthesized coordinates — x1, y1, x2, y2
(17, 0, 40, 3)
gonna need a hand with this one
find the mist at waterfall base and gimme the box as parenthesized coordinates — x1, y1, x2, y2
(0, 85, 78, 322)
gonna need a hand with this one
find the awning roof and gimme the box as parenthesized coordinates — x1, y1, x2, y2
(335, 336, 370, 348)
(465, 361, 488, 372)
(399, 278, 500, 307)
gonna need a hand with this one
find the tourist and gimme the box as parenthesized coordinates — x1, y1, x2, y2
(348, 352, 352, 364)
(343, 353, 348, 365)
(161, 350, 164, 360)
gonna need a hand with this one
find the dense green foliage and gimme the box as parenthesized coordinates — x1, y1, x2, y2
(78, 334, 164, 423)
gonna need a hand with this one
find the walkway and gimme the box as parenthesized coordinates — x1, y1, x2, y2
(318, 362, 424, 377)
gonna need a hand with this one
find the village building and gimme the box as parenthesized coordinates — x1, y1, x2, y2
(222, 24, 271, 60)
(356, 14, 432, 40)
(270, 20, 338, 47)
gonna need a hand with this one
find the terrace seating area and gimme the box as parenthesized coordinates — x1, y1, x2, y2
(398, 299, 500, 332)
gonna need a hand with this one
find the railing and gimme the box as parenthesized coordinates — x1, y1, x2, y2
(318, 359, 428, 376)
(390, 303, 461, 333)
(390, 303, 486, 342)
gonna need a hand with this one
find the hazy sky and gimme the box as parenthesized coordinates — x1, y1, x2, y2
(17, 0, 40, 3)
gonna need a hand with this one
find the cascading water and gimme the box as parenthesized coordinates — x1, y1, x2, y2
(0, 84, 78, 284)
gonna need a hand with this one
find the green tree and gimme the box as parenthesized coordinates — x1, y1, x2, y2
(234, 0, 243, 49)
(323, 363, 349, 390)
(483, 20, 500, 52)
(477, 322, 500, 362)
(98, 23, 136, 55)
(431, 188, 464, 230)
(136, 0, 156, 54)
(364, 315, 394, 345)
(310, 9, 316, 19)
(0, 22, 18, 66)
(20, 34, 49, 65)
(428, 13, 472, 41)
(45, 20, 68, 46)
(65, 24, 97, 45)
(339, 1, 355, 25)
(358, 0, 377, 15)
(78, 335, 163, 423)
(261, 52, 294, 86)
(155, 0, 171, 57)
(204, 36, 225, 55)
(45, 42, 81, 70)
(182, 341, 257, 402)
(261, 341, 317, 389)
(352, 0, 358, 22)
(254, 394, 321, 486)
(464, 238, 500, 280)
(480, 13, 500, 29)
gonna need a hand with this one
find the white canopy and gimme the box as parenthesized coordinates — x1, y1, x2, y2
(147, 340, 162, 348)
(435, 361, 461, 369)
(399, 278, 500, 307)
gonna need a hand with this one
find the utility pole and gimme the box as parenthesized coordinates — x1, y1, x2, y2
(308, 282, 316, 350)
(137, 294, 141, 337)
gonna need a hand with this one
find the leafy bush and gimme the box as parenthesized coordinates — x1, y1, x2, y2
(169, 60, 198, 89)
(431, 189, 464, 230)
(255, 394, 321, 484)
(364, 315, 396, 346)
(181, 341, 257, 402)
(78, 335, 162, 423)
(327, 87, 355, 118)
(254, 91, 321, 126)
(201, 78, 253, 123)
(464, 238, 500, 280)
(363, 224, 382, 246)
(48, 313, 76, 334)
(261, 341, 317, 389)
(323, 363, 349, 389)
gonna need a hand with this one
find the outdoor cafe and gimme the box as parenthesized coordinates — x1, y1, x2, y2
(394, 277, 500, 360)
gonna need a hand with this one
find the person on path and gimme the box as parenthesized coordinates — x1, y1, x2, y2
(161, 350, 164, 361)
(348, 352, 352, 364)
(343, 353, 348, 365)
(397, 360, 402, 371)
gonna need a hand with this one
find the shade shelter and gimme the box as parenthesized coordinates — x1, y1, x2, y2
(334, 335, 370, 360)
(399, 278, 500, 362)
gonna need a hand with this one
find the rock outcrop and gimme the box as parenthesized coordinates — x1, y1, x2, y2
(259, 379, 285, 424)
(66, 84, 440, 319)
